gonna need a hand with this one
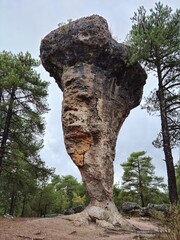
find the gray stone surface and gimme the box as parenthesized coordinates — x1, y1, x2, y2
(121, 202, 170, 217)
(121, 202, 140, 213)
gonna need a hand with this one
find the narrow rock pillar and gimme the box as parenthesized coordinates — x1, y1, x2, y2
(40, 15, 146, 228)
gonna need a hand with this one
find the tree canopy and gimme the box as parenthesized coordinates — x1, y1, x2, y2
(0, 51, 50, 173)
(121, 151, 167, 207)
(127, 2, 179, 204)
(0, 51, 53, 216)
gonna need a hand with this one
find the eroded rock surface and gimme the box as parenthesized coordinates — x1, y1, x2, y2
(40, 15, 146, 229)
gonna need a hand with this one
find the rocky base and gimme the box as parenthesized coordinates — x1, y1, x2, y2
(62, 202, 137, 231)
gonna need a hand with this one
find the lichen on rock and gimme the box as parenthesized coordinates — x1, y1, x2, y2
(40, 15, 147, 229)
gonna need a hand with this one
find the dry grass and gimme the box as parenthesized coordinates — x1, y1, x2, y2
(150, 205, 180, 240)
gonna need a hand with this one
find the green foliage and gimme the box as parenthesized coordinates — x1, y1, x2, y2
(0, 173, 88, 217)
(127, 2, 180, 149)
(152, 205, 180, 240)
(0, 51, 53, 216)
(0, 51, 50, 172)
(113, 184, 122, 210)
(72, 193, 86, 207)
(127, 1, 179, 204)
(120, 151, 167, 207)
(0, 160, 54, 216)
(127, 2, 179, 69)
(51, 175, 89, 210)
(0, 51, 88, 217)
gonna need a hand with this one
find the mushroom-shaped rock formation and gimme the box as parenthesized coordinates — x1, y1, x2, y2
(40, 15, 147, 229)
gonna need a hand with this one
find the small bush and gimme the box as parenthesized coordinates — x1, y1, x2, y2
(150, 205, 180, 240)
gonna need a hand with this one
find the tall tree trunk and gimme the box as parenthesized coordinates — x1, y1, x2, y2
(0, 87, 16, 174)
(139, 180, 145, 207)
(137, 158, 145, 207)
(9, 190, 16, 216)
(43, 204, 48, 217)
(21, 195, 26, 217)
(157, 66, 178, 205)
(37, 189, 43, 217)
(0, 88, 2, 104)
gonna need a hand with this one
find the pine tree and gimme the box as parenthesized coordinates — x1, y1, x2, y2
(127, 2, 179, 204)
(121, 151, 166, 207)
(0, 51, 53, 216)
(0, 51, 49, 174)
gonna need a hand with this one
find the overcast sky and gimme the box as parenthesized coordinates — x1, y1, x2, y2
(0, 0, 179, 185)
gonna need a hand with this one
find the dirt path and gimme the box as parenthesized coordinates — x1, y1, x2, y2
(0, 216, 161, 240)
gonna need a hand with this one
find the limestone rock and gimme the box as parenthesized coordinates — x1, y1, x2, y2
(88, 206, 110, 222)
(121, 202, 140, 213)
(40, 15, 146, 228)
(140, 204, 169, 217)
(63, 205, 85, 215)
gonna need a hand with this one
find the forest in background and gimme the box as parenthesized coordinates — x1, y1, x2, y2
(0, 2, 179, 217)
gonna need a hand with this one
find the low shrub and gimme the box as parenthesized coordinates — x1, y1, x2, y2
(150, 205, 180, 240)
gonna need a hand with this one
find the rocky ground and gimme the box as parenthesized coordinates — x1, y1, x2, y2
(0, 216, 162, 240)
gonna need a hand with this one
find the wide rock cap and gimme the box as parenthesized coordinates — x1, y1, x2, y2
(40, 14, 146, 108)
